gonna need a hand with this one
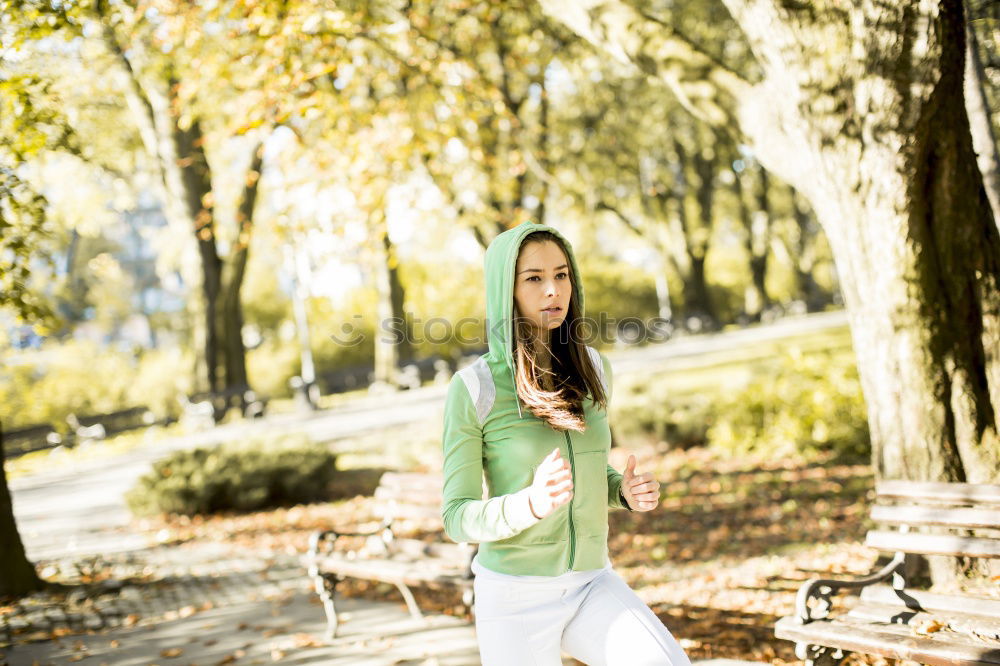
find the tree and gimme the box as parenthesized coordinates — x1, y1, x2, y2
(542, 0, 999, 473)
(86, 1, 269, 404)
(0, 164, 48, 591)
(0, 73, 66, 597)
(542, 0, 1000, 582)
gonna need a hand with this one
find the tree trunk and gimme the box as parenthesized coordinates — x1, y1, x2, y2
(170, 113, 224, 394)
(684, 147, 718, 328)
(220, 144, 264, 399)
(964, 11, 1000, 231)
(734, 165, 771, 321)
(788, 186, 830, 312)
(371, 212, 413, 387)
(0, 422, 44, 597)
(721, 0, 1000, 487)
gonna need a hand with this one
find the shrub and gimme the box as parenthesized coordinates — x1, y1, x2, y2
(125, 434, 338, 516)
(706, 349, 870, 462)
(610, 346, 869, 462)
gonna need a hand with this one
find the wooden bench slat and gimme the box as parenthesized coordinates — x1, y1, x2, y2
(865, 530, 1000, 558)
(377, 473, 443, 492)
(389, 538, 473, 561)
(860, 584, 1000, 620)
(373, 501, 442, 522)
(876, 481, 1000, 505)
(848, 602, 1000, 641)
(775, 616, 1000, 666)
(871, 505, 1000, 529)
(373, 485, 442, 505)
(314, 555, 474, 589)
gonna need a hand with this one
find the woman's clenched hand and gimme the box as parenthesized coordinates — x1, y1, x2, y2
(621, 454, 660, 512)
(528, 448, 574, 519)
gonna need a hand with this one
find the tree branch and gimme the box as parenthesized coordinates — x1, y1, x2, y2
(536, 0, 753, 126)
(597, 200, 645, 237)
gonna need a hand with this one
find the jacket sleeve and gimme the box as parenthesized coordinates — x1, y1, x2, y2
(441, 374, 541, 543)
(600, 351, 632, 511)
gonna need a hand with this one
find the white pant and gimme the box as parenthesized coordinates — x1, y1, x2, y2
(472, 556, 691, 666)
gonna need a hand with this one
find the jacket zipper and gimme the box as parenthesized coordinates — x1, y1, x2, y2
(563, 430, 576, 571)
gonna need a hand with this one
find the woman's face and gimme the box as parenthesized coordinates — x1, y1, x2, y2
(513, 240, 572, 338)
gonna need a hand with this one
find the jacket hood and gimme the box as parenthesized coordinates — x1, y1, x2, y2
(483, 222, 585, 380)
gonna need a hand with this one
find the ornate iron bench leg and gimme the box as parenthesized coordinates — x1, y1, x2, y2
(463, 585, 475, 622)
(394, 581, 423, 620)
(313, 571, 341, 639)
(307, 530, 343, 640)
(796, 643, 849, 666)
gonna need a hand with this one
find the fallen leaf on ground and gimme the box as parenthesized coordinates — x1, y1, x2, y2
(291, 633, 322, 648)
(912, 618, 946, 635)
(160, 647, 183, 658)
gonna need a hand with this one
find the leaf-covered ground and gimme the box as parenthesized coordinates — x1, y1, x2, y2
(122, 442, 928, 665)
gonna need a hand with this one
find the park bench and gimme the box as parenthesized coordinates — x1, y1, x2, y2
(775, 480, 1000, 665)
(304, 471, 477, 639)
(183, 384, 268, 424)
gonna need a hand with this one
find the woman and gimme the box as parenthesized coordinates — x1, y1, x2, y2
(441, 222, 691, 665)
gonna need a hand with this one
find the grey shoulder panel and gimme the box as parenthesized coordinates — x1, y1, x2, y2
(455, 356, 495, 425)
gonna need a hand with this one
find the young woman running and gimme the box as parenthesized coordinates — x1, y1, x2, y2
(441, 222, 691, 665)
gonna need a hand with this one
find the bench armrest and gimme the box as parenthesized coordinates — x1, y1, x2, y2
(794, 551, 906, 623)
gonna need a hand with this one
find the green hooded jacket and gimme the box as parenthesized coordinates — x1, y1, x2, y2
(441, 222, 630, 576)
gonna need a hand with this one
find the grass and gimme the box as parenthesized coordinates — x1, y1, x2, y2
(614, 323, 855, 405)
(4, 421, 194, 480)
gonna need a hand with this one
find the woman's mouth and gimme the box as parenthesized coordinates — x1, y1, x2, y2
(542, 307, 563, 314)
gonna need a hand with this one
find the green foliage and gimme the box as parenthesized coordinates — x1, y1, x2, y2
(246, 337, 300, 399)
(579, 258, 659, 326)
(130, 347, 196, 420)
(613, 347, 869, 462)
(0, 167, 54, 329)
(0, 342, 194, 429)
(241, 263, 291, 335)
(400, 259, 486, 358)
(125, 435, 338, 516)
(707, 349, 870, 462)
(310, 288, 378, 371)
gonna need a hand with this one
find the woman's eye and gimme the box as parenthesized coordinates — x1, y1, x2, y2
(557, 272, 568, 279)
(527, 276, 540, 282)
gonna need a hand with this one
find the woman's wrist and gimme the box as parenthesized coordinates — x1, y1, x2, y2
(528, 493, 542, 519)
(619, 486, 634, 512)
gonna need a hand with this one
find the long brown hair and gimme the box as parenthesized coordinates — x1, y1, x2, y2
(511, 231, 607, 432)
